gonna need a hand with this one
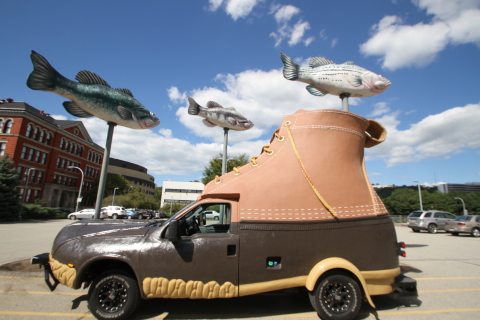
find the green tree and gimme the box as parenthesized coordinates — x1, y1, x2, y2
(202, 153, 250, 184)
(0, 154, 21, 220)
(83, 173, 131, 206)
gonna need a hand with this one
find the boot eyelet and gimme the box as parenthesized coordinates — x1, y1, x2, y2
(284, 121, 291, 127)
(251, 162, 258, 167)
(215, 178, 222, 184)
(266, 150, 274, 155)
(277, 135, 284, 141)
(234, 170, 241, 175)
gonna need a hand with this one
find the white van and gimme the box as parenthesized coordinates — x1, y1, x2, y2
(102, 206, 126, 219)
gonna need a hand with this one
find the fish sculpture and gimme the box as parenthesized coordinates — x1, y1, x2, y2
(187, 97, 254, 131)
(26, 51, 160, 130)
(280, 53, 391, 98)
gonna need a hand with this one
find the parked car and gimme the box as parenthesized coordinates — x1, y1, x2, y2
(204, 210, 220, 220)
(445, 215, 480, 237)
(154, 211, 166, 219)
(102, 206, 127, 219)
(125, 209, 139, 219)
(407, 210, 457, 233)
(67, 209, 107, 220)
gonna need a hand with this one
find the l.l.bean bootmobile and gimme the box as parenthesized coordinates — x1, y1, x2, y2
(31, 52, 417, 320)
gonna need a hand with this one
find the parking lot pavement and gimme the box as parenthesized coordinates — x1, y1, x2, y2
(0, 223, 479, 319)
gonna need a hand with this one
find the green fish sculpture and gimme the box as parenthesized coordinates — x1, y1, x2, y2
(26, 51, 160, 130)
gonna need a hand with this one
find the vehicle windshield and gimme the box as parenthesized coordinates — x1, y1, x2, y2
(148, 202, 196, 227)
(409, 211, 423, 218)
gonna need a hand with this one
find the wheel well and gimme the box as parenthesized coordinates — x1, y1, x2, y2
(79, 259, 136, 288)
(318, 268, 368, 303)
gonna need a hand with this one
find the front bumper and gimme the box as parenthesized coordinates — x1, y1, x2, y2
(31, 253, 59, 291)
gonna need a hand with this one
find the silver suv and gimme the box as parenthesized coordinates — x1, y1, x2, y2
(407, 210, 457, 233)
(102, 206, 127, 219)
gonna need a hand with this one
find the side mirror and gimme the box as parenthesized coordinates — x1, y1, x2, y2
(167, 219, 180, 243)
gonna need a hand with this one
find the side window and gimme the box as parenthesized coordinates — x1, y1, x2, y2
(178, 203, 231, 236)
(445, 213, 456, 219)
(476, 216, 480, 223)
(424, 212, 432, 218)
(434, 212, 443, 218)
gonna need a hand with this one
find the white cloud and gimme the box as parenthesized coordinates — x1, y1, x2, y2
(369, 102, 391, 117)
(167, 86, 187, 104)
(273, 4, 300, 24)
(52, 114, 67, 120)
(269, 5, 314, 47)
(360, 0, 480, 70)
(366, 103, 480, 167)
(208, 0, 260, 20)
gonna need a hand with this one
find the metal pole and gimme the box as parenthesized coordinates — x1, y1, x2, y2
(112, 187, 119, 206)
(455, 197, 467, 215)
(94, 122, 116, 219)
(68, 166, 84, 213)
(340, 93, 350, 112)
(222, 128, 229, 175)
(413, 181, 423, 211)
(19, 168, 36, 221)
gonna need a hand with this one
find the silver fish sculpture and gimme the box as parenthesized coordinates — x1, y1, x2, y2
(280, 53, 391, 98)
(187, 97, 253, 131)
(26, 51, 160, 130)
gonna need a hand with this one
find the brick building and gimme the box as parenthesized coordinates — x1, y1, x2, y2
(0, 100, 104, 210)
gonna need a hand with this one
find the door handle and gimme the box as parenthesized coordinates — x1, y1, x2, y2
(227, 245, 236, 256)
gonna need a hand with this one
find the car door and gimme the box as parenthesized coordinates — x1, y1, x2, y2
(139, 201, 239, 299)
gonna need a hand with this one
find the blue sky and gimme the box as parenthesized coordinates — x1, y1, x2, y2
(2, 0, 480, 188)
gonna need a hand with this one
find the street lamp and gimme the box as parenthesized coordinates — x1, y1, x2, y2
(19, 168, 36, 221)
(454, 197, 467, 215)
(112, 187, 119, 206)
(67, 166, 84, 213)
(412, 181, 423, 211)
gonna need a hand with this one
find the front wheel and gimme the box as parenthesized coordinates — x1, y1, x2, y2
(70, 215, 76, 220)
(472, 228, 480, 237)
(88, 270, 141, 320)
(112, 214, 118, 220)
(427, 224, 438, 234)
(309, 272, 362, 320)
(138, 214, 143, 220)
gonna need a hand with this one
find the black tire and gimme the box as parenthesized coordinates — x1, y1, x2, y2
(112, 214, 118, 220)
(88, 270, 141, 320)
(451, 232, 459, 236)
(91, 216, 95, 219)
(471, 228, 480, 238)
(309, 272, 362, 320)
(70, 215, 76, 220)
(412, 229, 420, 233)
(427, 224, 437, 234)
(127, 216, 132, 219)
(138, 214, 143, 220)
(214, 216, 219, 220)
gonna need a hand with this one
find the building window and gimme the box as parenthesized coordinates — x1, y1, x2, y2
(32, 127, 39, 140)
(46, 133, 52, 145)
(27, 149, 34, 161)
(0, 142, 5, 156)
(25, 189, 32, 203)
(59, 139, 64, 150)
(25, 124, 32, 137)
(30, 170, 37, 183)
(61, 158, 65, 169)
(37, 171, 43, 184)
(35, 150, 41, 163)
(58, 176, 63, 185)
(53, 174, 57, 183)
(39, 130, 45, 143)
(3, 120, 13, 133)
(79, 146, 83, 157)
(33, 189, 39, 200)
(41, 153, 47, 164)
(65, 141, 69, 152)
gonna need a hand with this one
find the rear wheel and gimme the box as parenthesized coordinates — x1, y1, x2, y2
(427, 224, 438, 234)
(112, 214, 118, 220)
(309, 272, 362, 320)
(138, 214, 143, 220)
(127, 216, 132, 219)
(471, 228, 480, 237)
(88, 270, 141, 320)
(70, 215, 76, 220)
